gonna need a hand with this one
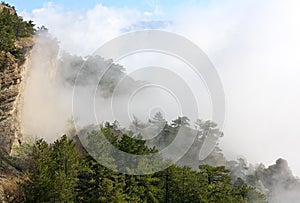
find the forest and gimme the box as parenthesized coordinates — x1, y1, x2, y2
(15, 121, 267, 202)
(0, 2, 286, 202)
(0, 1, 34, 66)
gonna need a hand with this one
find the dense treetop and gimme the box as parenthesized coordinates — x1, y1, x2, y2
(17, 123, 267, 203)
(0, 1, 35, 66)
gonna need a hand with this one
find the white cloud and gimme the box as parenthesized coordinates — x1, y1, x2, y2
(169, 0, 300, 176)
(20, 0, 300, 177)
(22, 3, 142, 56)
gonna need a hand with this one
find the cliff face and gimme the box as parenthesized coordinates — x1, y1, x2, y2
(0, 5, 15, 15)
(0, 157, 23, 203)
(0, 38, 34, 155)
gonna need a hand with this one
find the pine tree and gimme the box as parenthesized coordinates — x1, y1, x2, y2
(76, 157, 127, 203)
(23, 139, 54, 202)
(50, 135, 80, 202)
(23, 136, 81, 202)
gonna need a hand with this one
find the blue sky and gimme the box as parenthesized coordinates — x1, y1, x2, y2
(6, 0, 210, 12)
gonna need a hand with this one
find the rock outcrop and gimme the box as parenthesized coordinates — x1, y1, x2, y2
(0, 154, 24, 203)
(0, 37, 34, 155)
(0, 5, 15, 15)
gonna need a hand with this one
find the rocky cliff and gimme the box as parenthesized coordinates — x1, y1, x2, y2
(0, 37, 34, 155)
(0, 5, 15, 15)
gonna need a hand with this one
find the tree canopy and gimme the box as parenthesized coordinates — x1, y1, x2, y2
(0, 2, 35, 67)
(20, 124, 267, 203)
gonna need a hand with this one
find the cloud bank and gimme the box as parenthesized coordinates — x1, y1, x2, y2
(21, 0, 300, 180)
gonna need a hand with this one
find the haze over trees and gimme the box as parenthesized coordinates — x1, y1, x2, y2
(20, 122, 267, 203)
(2, 2, 299, 202)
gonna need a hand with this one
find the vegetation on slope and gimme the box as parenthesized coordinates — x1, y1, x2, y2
(17, 123, 267, 203)
(0, 1, 34, 67)
(0, 2, 268, 202)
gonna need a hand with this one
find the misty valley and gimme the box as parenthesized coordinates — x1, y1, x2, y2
(1, 1, 300, 203)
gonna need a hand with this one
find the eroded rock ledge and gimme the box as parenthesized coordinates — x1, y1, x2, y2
(0, 37, 34, 155)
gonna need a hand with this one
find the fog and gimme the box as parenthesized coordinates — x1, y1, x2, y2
(20, 1, 300, 201)
(170, 0, 300, 178)
(21, 35, 72, 140)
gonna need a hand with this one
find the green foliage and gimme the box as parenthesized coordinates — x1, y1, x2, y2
(22, 139, 55, 202)
(199, 165, 231, 185)
(76, 156, 127, 202)
(22, 135, 81, 202)
(51, 135, 80, 202)
(85, 126, 117, 169)
(0, 2, 35, 65)
(198, 165, 236, 202)
(233, 178, 268, 203)
(21, 124, 267, 202)
(9, 142, 33, 170)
